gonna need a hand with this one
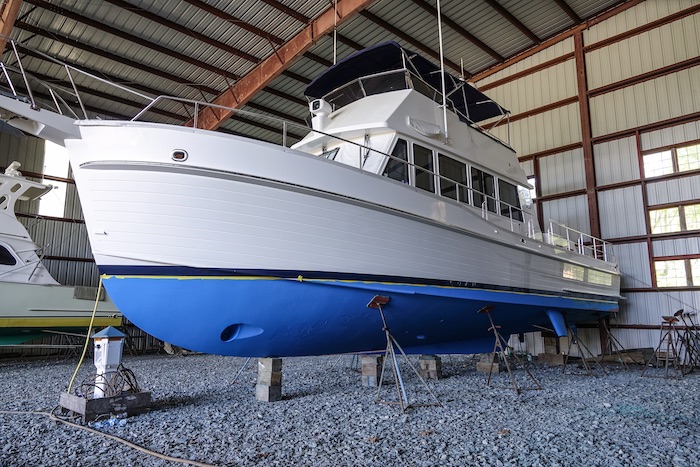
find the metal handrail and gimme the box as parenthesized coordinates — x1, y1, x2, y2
(546, 219, 613, 262)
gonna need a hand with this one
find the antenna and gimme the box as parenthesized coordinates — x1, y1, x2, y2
(333, 0, 338, 64)
(436, 0, 449, 142)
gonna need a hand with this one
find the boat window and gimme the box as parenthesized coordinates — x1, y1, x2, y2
(413, 144, 435, 193)
(498, 180, 523, 221)
(0, 245, 16, 266)
(438, 154, 467, 203)
(471, 167, 496, 212)
(325, 81, 364, 108)
(321, 148, 339, 160)
(383, 139, 409, 183)
(362, 72, 408, 97)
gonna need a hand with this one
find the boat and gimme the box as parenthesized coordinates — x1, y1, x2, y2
(0, 41, 620, 357)
(0, 162, 121, 346)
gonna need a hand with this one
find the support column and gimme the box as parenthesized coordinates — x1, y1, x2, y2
(256, 358, 282, 402)
(418, 354, 442, 380)
(476, 353, 502, 374)
(360, 355, 383, 387)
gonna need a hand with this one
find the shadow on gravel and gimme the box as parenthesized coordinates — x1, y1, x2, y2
(152, 395, 199, 411)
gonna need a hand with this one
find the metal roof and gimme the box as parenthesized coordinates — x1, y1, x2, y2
(2, 0, 624, 144)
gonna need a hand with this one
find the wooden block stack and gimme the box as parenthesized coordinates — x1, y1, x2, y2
(360, 355, 383, 387)
(256, 357, 282, 402)
(476, 352, 503, 374)
(418, 354, 442, 380)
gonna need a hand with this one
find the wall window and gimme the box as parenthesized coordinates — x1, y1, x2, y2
(527, 177, 536, 200)
(649, 204, 700, 234)
(643, 142, 700, 178)
(649, 207, 681, 234)
(692, 258, 700, 286)
(413, 144, 435, 193)
(471, 167, 496, 212)
(654, 257, 700, 287)
(655, 259, 688, 287)
(384, 139, 409, 183)
(677, 144, 700, 172)
(438, 154, 467, 202)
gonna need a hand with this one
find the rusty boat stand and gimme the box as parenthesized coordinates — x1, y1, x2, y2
(367, 295, 442, 413)
(479, 305, 541, 394)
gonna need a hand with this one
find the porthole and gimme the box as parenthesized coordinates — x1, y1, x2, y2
(171, 149, 188, 162)
(10, 183, 21, 193)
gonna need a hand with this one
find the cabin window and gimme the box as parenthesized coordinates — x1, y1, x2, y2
(325, 81, 364, 108)
(384, 139, 409, 183)
(471, 168, 496, 212)
(413, 144, 435, 193)
(362, 72, 408, 96)
(438, 155, 467, 203)
(321, 148, 339, 160)
(498, 180, 523, 221)
(0, 245, 16, 266)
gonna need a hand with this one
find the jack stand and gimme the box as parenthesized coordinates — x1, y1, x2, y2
(479, 306, 541, 394)
(562, 323, 607, 376)
(675, 309, 700, 375)
(600, 317, 637, 368)
(368, 295, 442, 413)
(232, 357, 252, 384)
(642, 315, 683, 379)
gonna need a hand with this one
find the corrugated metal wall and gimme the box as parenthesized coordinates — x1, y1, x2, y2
(476, 2, 700, 354)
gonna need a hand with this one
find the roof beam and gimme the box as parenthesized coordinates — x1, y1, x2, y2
(22, 0, 237, 80)
(0, 0, 22, 53)
(13, 21, 222, 95)
(482, 0, 540, 44)
(181, 0, 333, 67)
(107, 0, 330, 68)
(553, 0, 582, 24)
(104, 0, 260, 62)
(189, 0, 375, 131)
(359, 10, 462, 73)
(410, 0, 503, 62)
(259, 0, 364, 51)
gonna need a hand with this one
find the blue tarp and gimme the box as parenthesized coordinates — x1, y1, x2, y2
(304, 41, 508, 124)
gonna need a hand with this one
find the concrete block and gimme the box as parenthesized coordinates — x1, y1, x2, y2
(479, 353, 499, 363)
(258, 358, 282, 372)
(418, 354, 442, 380)
(257, 371, 282, 386)
(476, 361, 502, 374)
(538, 353, 565, 366)
(360, 355, 383, 387)
(256, 384, 282, 402)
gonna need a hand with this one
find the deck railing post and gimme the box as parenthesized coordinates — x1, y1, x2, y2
(11, 41, 37, 110)
(282, 121, 288, 148)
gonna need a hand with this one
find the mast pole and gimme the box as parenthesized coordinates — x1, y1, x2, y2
(436, 0, 449, 142)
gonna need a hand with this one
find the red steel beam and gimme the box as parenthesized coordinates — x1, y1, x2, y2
(574, 31, 601, 239)
(190, 0, 376, 131)
(0, 0, 22, 52)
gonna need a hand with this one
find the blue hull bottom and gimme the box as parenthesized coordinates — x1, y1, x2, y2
(102, 275, 618, 357)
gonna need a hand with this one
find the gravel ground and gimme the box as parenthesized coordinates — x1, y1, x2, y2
(1, 352, 698, 466)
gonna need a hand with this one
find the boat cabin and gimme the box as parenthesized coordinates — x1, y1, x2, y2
(293, 42, 536, 233)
